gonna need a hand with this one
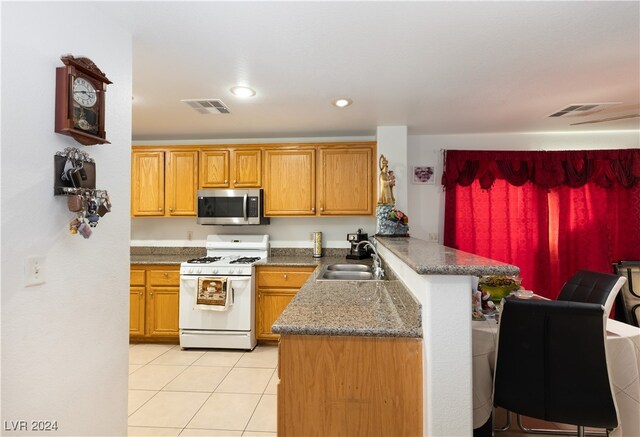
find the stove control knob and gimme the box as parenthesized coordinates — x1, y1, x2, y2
(188, 268, 194, 274)
(212, 268, 218, 274)
(196, 268, 202, 274)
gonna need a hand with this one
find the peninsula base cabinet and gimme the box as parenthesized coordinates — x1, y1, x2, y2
(256, 266, 315, 341)
(130, 265, 180, 343)
(277, 335, 423, 436)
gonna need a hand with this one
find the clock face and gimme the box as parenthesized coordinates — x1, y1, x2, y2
(73, 76, 97, 108)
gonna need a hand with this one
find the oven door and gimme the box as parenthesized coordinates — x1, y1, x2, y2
(179, 275, 254, 331)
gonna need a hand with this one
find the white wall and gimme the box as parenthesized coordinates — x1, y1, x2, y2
(1, 3, 132, 436)
(407, 131, 640, 243)
(377, 126, 408, 213)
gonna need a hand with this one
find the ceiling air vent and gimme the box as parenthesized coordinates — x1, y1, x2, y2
(547, 102, 620, 118)
(181, 99, 230, 114)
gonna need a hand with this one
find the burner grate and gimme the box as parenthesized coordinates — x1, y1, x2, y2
(230, 257, 261, 264)
(186, 256, 222, 264)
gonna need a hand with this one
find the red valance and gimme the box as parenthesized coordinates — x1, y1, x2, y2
(442, 149, 640, 189)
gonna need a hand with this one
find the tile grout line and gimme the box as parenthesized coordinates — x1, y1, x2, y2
(178, 357, 237, 435)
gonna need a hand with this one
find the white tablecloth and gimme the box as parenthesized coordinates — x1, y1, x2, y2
(472, 317, 640, 435)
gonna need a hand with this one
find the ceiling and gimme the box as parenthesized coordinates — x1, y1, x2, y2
(100, 1, 640, 141)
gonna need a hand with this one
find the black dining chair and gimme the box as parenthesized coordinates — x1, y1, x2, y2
(556, 270, 627, 320)
(493, 299, 619, 437)
(612, 261, 640, 327)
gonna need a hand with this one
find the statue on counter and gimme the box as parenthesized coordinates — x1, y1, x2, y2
(378, 154, 395, 205)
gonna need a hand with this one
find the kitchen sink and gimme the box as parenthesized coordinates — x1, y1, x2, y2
(320, 270, 375, 280)
(326, 264, 370, 272)
(316, 263, 384, 281)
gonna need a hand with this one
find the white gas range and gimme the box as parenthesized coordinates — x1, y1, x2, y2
(179, 234, 269, 350)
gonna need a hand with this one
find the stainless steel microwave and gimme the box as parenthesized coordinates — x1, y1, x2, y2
(197, 189, 270, 225)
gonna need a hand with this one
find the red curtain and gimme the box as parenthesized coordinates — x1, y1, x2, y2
(443, 149, 640, 300)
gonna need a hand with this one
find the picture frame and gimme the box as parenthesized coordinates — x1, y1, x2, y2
(412, 166, 435, 185)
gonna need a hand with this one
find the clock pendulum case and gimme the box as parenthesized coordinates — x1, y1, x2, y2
(55, 54, 112, 146)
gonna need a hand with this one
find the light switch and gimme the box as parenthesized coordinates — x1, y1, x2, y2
(25, 256, 45, 286)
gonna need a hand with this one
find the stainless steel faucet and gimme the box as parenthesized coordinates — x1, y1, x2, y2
(356, 240, 384, 279)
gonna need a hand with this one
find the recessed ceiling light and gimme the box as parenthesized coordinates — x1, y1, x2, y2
(230, 86, 256, 97)
(332, 98, 353, 108)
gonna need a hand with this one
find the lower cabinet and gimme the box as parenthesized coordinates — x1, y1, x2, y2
(130, 265, 180, 342)
(278, 335, 423, 436)
(256, 266, 315, 341)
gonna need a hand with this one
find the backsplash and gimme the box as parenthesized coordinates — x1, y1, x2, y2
(131, 216, 377, 248)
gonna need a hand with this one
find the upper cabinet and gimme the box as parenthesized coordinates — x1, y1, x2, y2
(200, 148, 261, 189)
(131, 151, 165, 216)
(166, 150, 198, 216)
(264, 148, 316, 216)
(132, 142, 375, 218)
(263, 142, 375, 217)
(131, 148, 198, 217)
(317, 146, 374, 216)
(199, 149, 229, 188)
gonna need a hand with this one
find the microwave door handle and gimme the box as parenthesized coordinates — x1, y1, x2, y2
(243, 193, 248, 221)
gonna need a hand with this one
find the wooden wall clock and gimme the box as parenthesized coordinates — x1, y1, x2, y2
(55, 54, 112, 145)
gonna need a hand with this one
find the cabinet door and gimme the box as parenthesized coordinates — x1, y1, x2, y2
(147, 287, 180, 338)
(232, 149, 262, 188)
(166, 150, 198, 216)
(264, 149, 315, 216)
(200, 150, 230, 188)
(318, 147, 374, 215)
(256, 289, 296, 341)
(131, 151, 165, 216)
(130, 286, 146, 336)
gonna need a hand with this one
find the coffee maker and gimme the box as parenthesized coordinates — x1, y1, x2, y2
(346, 229, 371, 260)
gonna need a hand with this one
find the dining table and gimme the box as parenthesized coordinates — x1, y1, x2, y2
(472, 312, 640, 436)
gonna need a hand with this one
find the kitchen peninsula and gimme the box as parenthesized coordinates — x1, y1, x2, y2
(274, 236, 519, 437)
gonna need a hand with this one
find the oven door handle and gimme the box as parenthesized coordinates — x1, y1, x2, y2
(243, 192, 248, 222)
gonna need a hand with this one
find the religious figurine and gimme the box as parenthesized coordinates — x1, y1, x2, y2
(378, 155, 395, 205)
(388, 170, 396, 204)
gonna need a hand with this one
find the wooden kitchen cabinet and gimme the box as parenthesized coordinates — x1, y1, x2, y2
(165, 150, 198, 216)
(131, 151, 165, 216)
(131, 148, 198, 217)
(199, 148, 261, 189)
(129, 268, 146, 337)
(129, 265, 180, 343)
(317, 146, 374, 215)
(256, 266, 315, 340)
(263, 148, 316, 216)
(278, 335, 423, 436)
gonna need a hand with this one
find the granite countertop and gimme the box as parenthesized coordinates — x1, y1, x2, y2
(130, 247, 205, 265)
(270, 257, 422, 338)
(376, 236, 520, 277)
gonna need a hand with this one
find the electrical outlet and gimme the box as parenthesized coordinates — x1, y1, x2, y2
(187, 231, 193, 241)
(25, 256, 45, 286)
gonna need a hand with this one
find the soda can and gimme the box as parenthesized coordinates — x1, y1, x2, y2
(312, 232, 322, 258)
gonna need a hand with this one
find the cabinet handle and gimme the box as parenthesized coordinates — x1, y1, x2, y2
(224, 179, 228, 183)
(163, 272, 168, 277)
(150, 292, 153, 296)
(320, 207, 324, 212)
(233, 179, 237, 184)
(283, 274, 288, 279)
(158, 208, 162, 211)
(311, 207, 315, 212)
(139, 292, 143, 296)
(169, 208, 173, 212)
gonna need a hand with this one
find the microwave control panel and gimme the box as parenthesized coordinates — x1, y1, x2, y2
(248, 197, 259, 217)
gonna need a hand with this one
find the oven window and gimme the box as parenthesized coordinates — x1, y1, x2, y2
(198, 197, 245, 218)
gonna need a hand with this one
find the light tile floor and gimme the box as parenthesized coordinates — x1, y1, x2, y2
(128, 343, 277, 437)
